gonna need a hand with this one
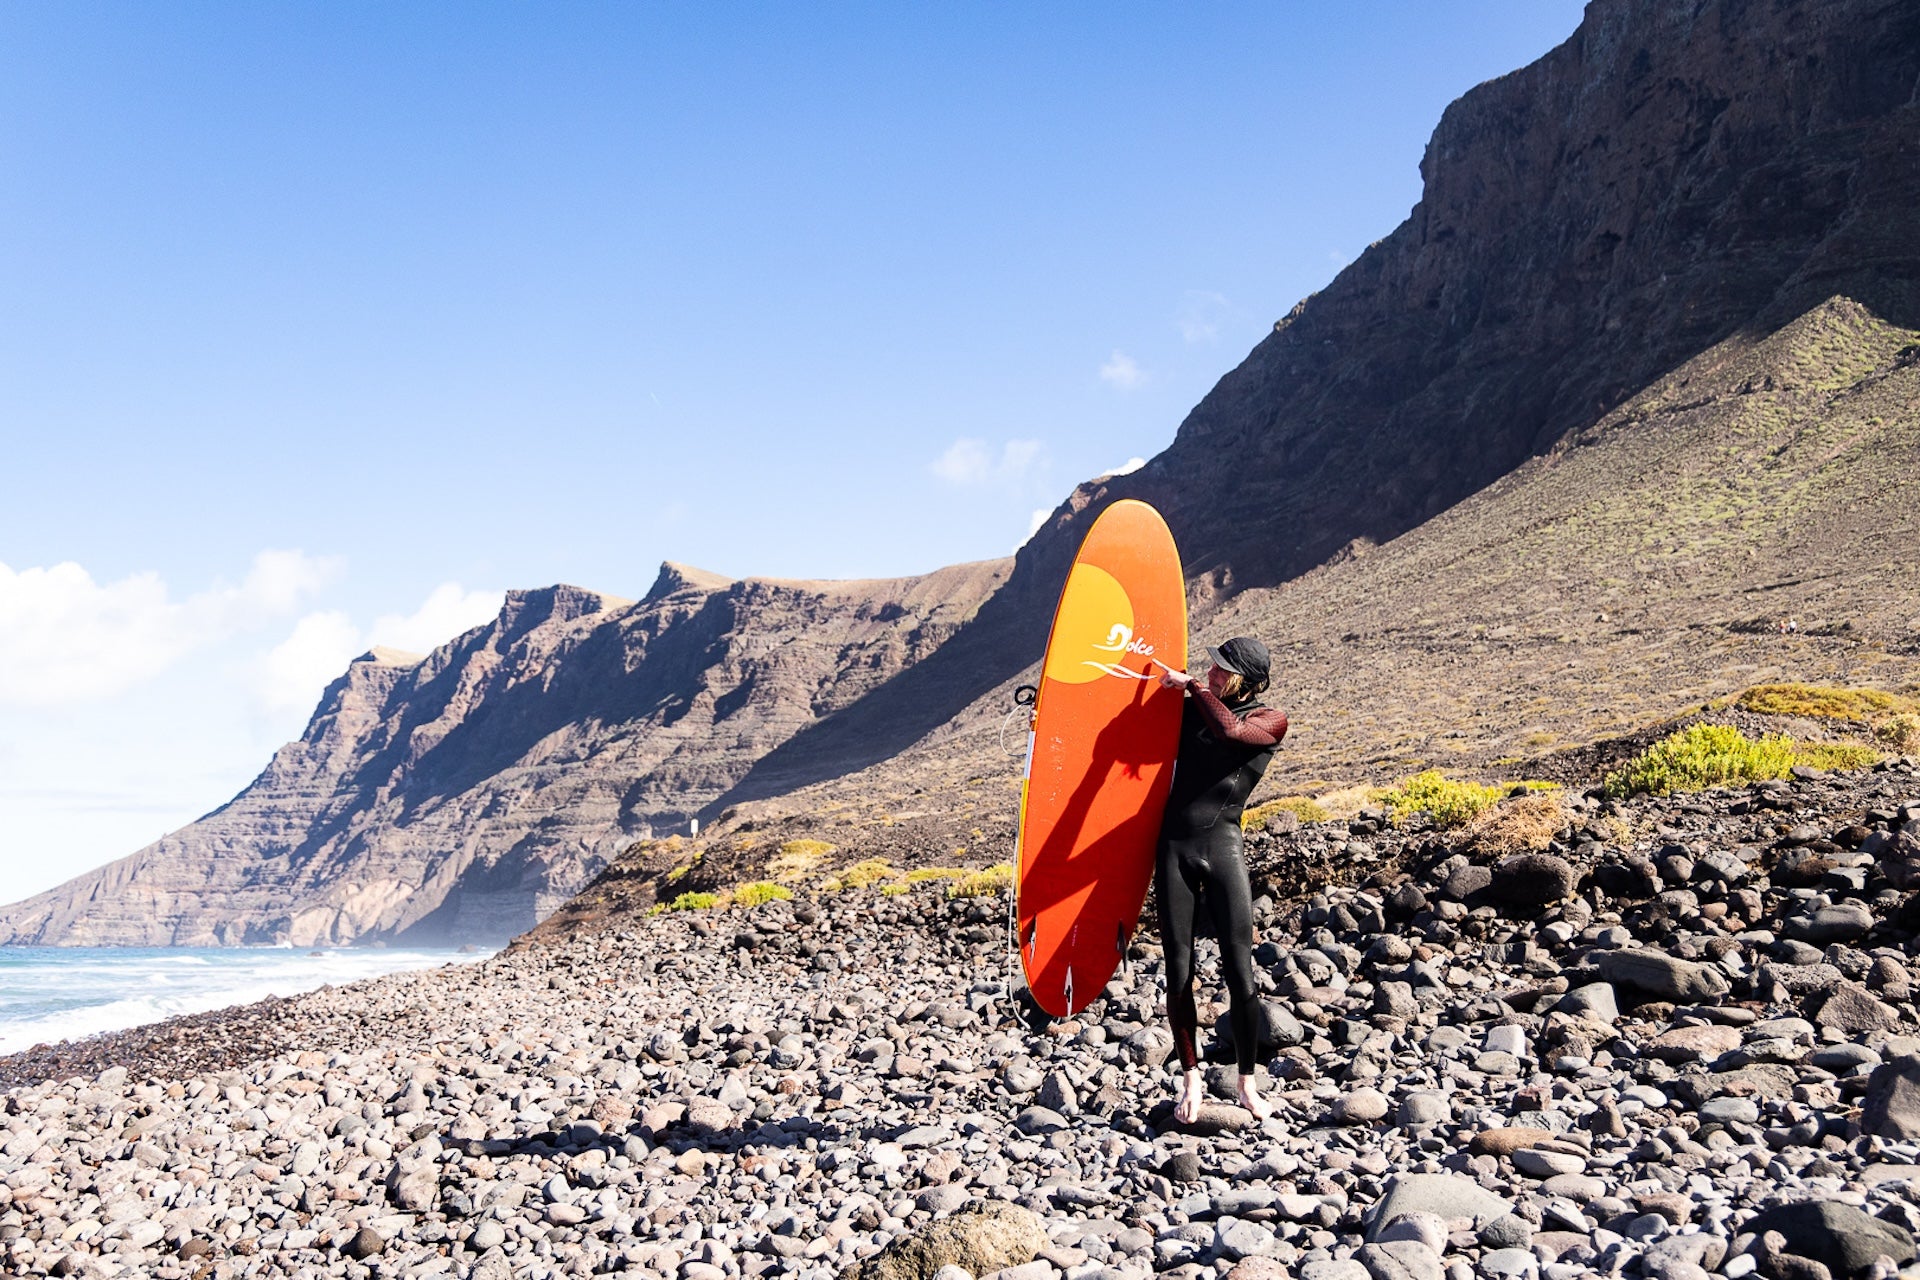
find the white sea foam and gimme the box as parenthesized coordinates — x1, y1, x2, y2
(0, 947, 493, 1056)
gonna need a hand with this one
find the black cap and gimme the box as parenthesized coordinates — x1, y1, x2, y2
(1207, 636, 1271, 688)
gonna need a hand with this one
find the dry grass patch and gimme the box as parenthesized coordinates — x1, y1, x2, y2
(1466, 791, 1568, 853)
(1312, 784, 1385, 821)
(1738, 682, 1920, 753)
(949, 864, 1013, 899)
(767, 839, 834, 881)
(1736, 682, 1918, 722)
(1242, 796, 1330, 830)
(1877, 713, 1920, 754)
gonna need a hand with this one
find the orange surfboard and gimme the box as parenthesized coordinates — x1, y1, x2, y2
(1016, 499, 1187, 1016)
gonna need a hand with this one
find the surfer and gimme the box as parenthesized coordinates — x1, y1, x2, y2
(1154, 636, 1287, 1122)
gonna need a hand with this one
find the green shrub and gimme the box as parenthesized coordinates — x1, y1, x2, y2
(1377, 770, 1505, 827)
(824, 859, 897, 891)
(1795, 742, 1881, 771)
(904, 867, 964, 884)
(948, 864, 1013, 899)
(1605, 724, 1796, 796)
(664, 891, 722, 911)
(732, 881, 792, 908)
(1605, 723, 1882, 797)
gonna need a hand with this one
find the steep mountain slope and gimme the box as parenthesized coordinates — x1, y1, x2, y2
(0, 562, 1006, 946)
(1192, 293, 1920, 787)
(713, 0, 1920, 807)
(538, 292, 1920, 934)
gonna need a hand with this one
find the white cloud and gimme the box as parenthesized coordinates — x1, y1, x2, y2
(370, 584, 504, 655)
(0, 551, 340, 706)
(932, 438, 994, 486)
(255, 611, 363, 716)
(253, 583, 504, 718)
(931, 438, 1047, 489)
(1177, 291, 1232, 344)
(999, 439, 1043, 477)
(1096, 457, 1147, 480)
(1099, 350, 1145, 390)
(237, 549, 341, 616)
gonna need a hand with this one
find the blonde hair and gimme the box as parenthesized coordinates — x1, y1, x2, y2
(1218, 673, 1249, 703)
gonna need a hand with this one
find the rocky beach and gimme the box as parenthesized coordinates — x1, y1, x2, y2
(10, 3, 1920, 1279)
(3, 757, 1919, 1280)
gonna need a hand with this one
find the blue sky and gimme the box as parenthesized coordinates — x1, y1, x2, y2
(0, 2, 1587, 904)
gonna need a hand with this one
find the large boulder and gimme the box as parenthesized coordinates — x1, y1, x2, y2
(1791, 903, 1875, 945)
(1595, 855, 1661, 900)
(1814, 982, 1899, 1037)
(1594, 948, 1730, 1002)
(1358, 1240, 1444, 1280)
(1645, 1024, 1743, 1065)
(1861, 1056, 1920, 1140)
(1365, 1174, 1512, 1238)
(1742, 1201, 1914, 1279)
(1489, 854, 1577, 911)
(840, 1204, 1048, 1280)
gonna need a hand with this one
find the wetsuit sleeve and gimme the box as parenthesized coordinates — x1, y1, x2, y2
(1189, 688, 1288, 746)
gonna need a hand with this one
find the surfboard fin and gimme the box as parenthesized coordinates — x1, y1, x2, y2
(1117, 922, 1131, 982)
(1063, 964, 1074, 1016)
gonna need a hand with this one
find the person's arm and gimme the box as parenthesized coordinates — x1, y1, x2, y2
(1189, 687, 1287, 746)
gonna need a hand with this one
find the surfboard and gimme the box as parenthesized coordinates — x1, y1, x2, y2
(1015, 498, 1187, 1017)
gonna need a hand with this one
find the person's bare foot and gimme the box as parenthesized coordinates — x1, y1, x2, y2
(1237, 1071, 1274, 1120)
(1174, 1068, 1205, 1124)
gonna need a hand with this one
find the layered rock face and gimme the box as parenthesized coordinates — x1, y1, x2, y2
(0, 563, 1006, 946)
(1113, 0, 1920, 601)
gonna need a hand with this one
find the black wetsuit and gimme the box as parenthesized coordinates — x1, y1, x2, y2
(1156, 688, 1287, 1073)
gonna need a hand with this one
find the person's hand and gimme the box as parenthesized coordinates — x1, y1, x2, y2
(1158, 666, 1193, 691)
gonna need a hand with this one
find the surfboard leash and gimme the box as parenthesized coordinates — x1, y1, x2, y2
(1003, 683, 1038, 1017)
(997, 684, 1039, 757)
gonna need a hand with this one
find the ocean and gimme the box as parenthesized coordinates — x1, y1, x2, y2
(0, 946, 495, 1056)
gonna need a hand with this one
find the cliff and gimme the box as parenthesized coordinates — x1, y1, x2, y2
(0, 563, 1007, 945)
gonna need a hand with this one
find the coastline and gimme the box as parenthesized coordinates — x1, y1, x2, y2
(0, 945, 497, 1064)
(0, 991, 306, 1094)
